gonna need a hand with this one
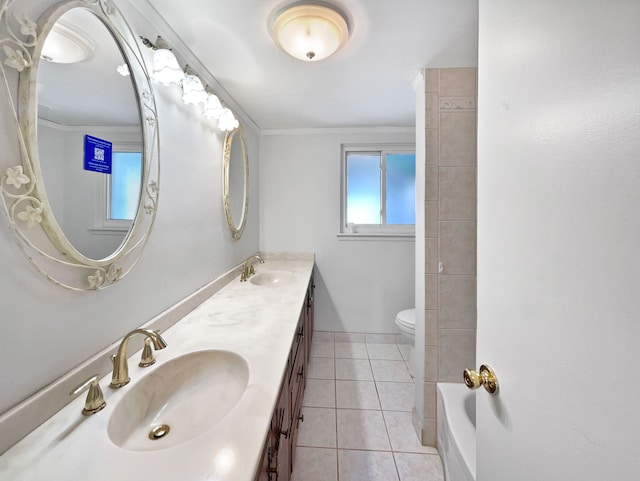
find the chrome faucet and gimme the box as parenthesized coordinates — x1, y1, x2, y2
(240, 255, 264, 281)
(110, 329, 167, 388)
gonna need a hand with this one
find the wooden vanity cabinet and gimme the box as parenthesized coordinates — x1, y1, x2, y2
(254, 276, 314, 481)
(304, 274, 314, 365)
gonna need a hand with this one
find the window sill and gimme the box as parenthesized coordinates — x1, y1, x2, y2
(88, 227, 129, 236)
(337, 232, 415, 241)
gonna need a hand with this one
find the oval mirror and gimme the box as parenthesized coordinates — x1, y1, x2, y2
(36, 8, 141, 260)
(223, 126, 248, 241)
(0, 0, 160, 290)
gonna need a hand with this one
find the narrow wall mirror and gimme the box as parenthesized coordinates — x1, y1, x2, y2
(223, 126, 248, 241)
(0, 0, 159, 290)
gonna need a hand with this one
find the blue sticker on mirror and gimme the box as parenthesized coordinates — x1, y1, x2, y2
(84, 135, 112, 174)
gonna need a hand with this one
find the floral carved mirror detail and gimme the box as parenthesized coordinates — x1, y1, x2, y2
(0, 0, 159, 290)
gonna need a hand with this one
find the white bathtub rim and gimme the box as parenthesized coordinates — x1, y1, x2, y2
(437, 382, 476, 481)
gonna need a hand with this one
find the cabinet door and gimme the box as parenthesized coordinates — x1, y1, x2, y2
(275, 381, 290, 481)
(254, 436, 271, 481)
(304, 276, 314, 363)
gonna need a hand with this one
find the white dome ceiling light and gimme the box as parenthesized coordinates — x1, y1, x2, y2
(272, 3, 350, 62)
(41, 22, 94, 64)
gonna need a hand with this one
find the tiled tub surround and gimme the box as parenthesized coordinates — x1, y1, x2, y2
(419, 67, 478, 446)
(291, 333, 444, 481)
(0, 254, 314, 481)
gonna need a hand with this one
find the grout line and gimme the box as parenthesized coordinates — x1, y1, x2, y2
(303, 331, 439, 481)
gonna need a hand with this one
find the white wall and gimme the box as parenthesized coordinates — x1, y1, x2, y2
(259, 129, 415, 333)
(0, 0, 259, 415)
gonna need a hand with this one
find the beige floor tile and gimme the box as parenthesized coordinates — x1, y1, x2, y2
(383, 411, 438, 454)
(335, 342, 368, 359)
(366, 343, 403, 360)
(376, 382, 415, 412)
(397, 344, 412, 361)
(338, 450, 399, 481)
(394, 452, 444, 481)
(336, 409, 391, 451)
(311, 341, 335, 358)
(335, 332, 366, 343)
(296, 407, 337, 448)
(365, 333, 398, 344)
(302, 378, 336, 408)
(335, 359, 374, 381)
(336, 380, 380, 410)
(370, 360, 413, 382)
(313, 331, 335, 342)
(307, 357, 335, 379)
(291, 447, 338, 481)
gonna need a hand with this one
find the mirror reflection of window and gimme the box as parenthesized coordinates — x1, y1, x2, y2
(109, 152, 142, 221)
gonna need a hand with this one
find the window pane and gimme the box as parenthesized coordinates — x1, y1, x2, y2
(110, 152, 142, 220)
(386, 153, 415, 225)
(347, 153, 381, 224)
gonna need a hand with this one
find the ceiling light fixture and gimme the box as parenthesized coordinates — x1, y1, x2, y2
(41, 22, 94, 64)
(203, 90, 224, 120)
(181, 66, 208, 106)
(140, 35, 240, 132)
(218, 108, 239, 132)
(116, 63, 130, 76)
(141, 36, 185, 86)
(271, 3, 350, 61)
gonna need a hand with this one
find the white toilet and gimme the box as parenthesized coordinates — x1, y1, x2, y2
(395, 308, 416, 377)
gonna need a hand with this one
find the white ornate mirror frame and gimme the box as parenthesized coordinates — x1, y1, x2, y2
(0, 0, 159, 290)
(222, 125, 248, 241)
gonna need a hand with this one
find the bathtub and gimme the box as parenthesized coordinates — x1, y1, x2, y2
(437, 383, 476, 481)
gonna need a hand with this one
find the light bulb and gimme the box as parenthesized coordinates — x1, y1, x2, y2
(204, 93, 224, 119)
(152, 49, 184, 85)
(182, 73, 208, 106)
(218, 108, 239, 131)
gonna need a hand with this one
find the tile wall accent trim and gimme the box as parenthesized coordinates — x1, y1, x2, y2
(439, 97, 476, 111)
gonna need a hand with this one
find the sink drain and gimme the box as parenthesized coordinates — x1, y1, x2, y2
(148, 424, 170, 440)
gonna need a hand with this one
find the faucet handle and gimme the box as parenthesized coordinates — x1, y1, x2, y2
(70, 375, 106, 415)
(139, 337, 156, 367)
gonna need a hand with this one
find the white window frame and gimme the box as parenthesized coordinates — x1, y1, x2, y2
(339, 144, 416, 239)
(90, 141, 142, 235)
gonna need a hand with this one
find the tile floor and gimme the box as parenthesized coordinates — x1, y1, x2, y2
(291, 331, 444, 481)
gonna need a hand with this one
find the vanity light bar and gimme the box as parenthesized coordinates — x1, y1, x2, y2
(140, 36, 239, 131)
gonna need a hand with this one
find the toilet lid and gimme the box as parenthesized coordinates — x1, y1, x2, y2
(395, 308, 415, 329)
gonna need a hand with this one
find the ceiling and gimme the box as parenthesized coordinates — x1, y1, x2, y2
(142, 0, 479, 130)
(38, 8, 141, 127)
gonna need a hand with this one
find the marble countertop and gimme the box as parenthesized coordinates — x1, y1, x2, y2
(0, 255, 315, 481)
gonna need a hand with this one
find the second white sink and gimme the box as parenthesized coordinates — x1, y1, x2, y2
(108, 349, 249, 451)
(250, 271, 295, 286)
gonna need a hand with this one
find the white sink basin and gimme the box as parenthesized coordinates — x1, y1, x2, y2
(250, 271, 295, 286)
(108, 350, 249, 451)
